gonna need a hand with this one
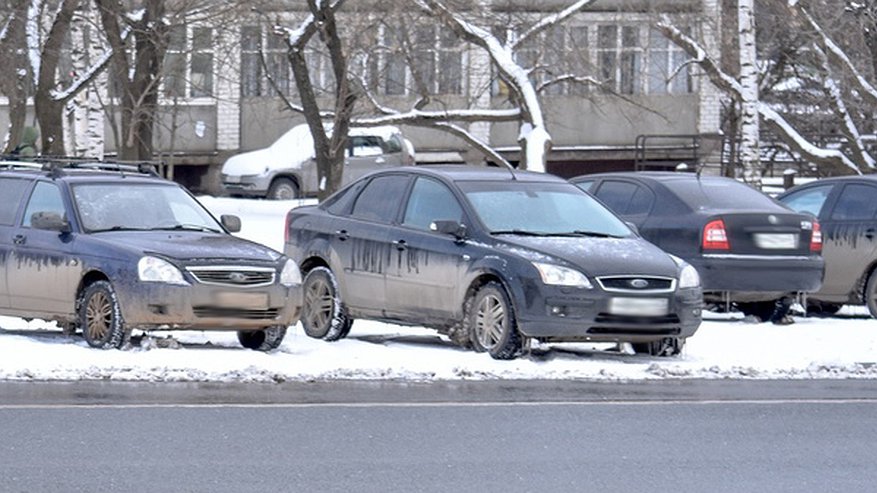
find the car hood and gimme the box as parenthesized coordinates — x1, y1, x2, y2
(221, 147, 313, 176)
(94, 231, 283, 264)
(495, 235, 679, 278)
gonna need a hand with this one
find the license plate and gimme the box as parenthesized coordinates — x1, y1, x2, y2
(224, 175, 241, 184)
(608, 297, 669, 317)
(213, 292, 268, 309)
(753, 233, 798, 249)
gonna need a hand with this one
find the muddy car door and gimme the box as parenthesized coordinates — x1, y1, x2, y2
(0, 176, 31, 309)
(7, 181, 81, 315)
(384, 176, 470, 322)
(820, 182, 877, 297)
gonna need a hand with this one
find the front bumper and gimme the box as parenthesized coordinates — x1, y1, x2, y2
(221, 173, 271, 197)
(691, 254, 824, 300)
(116, 281, 302, 331)
(513, 283, 703, 343)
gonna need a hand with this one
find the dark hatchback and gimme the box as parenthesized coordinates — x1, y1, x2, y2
(0, 162, 302, 350)
(285, 166, 703, 359)
(778, 176, 877, 317)
(571, 172, 825, 321)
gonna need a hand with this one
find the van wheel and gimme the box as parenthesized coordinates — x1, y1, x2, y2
(79, 281, 126, 349)
(469, 282, 521, 360)
(237, 326, 287, 351)
(301, 267, 352, 341)
(632, 337, 685, 357)
(866, 271, 877, 319)
(267, 178, 300, 200)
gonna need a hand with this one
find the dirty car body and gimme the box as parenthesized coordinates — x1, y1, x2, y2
(286, 166, 703, 359)
(0, 162, 301, 350)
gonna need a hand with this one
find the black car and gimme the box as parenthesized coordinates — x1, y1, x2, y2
(0, 161, 302, 350)
(285, 166, 703, 359)
(571, 172, 824, 321)
(778, 176, 877, 317)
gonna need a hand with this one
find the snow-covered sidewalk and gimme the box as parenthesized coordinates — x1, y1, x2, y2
(1, 310, 875, 383)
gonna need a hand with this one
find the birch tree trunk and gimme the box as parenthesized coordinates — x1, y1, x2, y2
(737, 0, 761, 188)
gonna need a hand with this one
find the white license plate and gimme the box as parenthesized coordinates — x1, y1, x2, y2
(753, 233, 798, 249)
(608, 297, 669, 317)
(213, 292, 268, 309)
(224, 175, 241, 184)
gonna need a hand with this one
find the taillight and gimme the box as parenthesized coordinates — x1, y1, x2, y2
(810, 221, 822, 253)
(702, 219, 730, 250)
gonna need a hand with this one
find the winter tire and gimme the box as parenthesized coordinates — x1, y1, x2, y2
(267, 178, 300, 200)
(79, 281, 127, 349)
(237, 326, 287, 351)
(301, 267, 352, 341)
(632, 337, 685, 357)
(469, 282, 522, 360)
(866, 270, 877, 319)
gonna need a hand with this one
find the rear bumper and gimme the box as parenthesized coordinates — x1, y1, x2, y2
(692, 254, 824, 299)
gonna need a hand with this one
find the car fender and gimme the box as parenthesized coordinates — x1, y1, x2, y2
(460, 254, 528, 317)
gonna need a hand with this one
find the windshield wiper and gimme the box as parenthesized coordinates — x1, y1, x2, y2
(92, 226, 146, 233)
(542, 230, 627, 239)
(149, 224, 222, 233)
(490, 229, 554, 237)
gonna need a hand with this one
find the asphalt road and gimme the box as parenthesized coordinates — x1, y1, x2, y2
(1, 380, 876, 493)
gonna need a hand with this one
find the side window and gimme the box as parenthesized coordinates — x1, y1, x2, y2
(594, 180, 638, 214)
(780, 185, 832, 217)
(351, 175, 410, 223)
(831, 184, 877, 221)
(350, 136, 385, 157)
(627, 186, 655, 216)
(23, 182, 66, 228)
(0, 177, 30, 226)
(325, 180, 368, 215)
(384, 135, 403, 154)
(574, 180, 596, 193)
(403, 177, 464, 231)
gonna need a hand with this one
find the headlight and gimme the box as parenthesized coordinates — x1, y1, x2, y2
(138, 256, 188, 286)
(533, 262, 593, 288)
(678, 263, 700, 289)
(279, 259, 302, 286)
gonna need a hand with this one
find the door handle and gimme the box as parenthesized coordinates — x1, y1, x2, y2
(12, 235, 25, 245)
(866, 228, 876, 240)
(393, 239, 407, 251)
(336, 230, 349, 241)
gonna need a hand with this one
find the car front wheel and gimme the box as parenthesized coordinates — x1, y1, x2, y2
(238, 326, 287, 351)
(865, 270, 877, 319)
(301, 267, 352, 341)
(267, 178, 300, 200)
(632, 337, 685, 357)
(469, 282, 522, 360)
(79, 281, 127, 349)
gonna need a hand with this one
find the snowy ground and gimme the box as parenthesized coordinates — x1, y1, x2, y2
(0, 196, 875, 383)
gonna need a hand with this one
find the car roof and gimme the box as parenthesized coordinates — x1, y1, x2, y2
(573, 171, 737, 184)
(385, 165, 569, 184)
(0, 160, 170, 185)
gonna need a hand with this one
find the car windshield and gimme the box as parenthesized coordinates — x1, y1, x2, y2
(667, 178, 779, 211)
(72, 182, 223, 233)
(459, 181, 632, 238)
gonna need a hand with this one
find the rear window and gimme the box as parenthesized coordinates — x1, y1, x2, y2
(666, 178, 778, 211)
(0, 177, 29, 225)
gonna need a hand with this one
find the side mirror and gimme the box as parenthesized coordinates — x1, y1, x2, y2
(430, 220, 467, 241)
(221, 214, 241, 233)
(31, 211, 71, 233)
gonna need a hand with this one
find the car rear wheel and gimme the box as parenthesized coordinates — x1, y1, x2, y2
(267, 178, 300, 200)
(866, 271, 877, 319)
(301, 267, 352, 341)
(632, 337, 685, 357)
(237, 326, 287, 351)
(79, 281, 126, 349)
(469, 282, 521, 360)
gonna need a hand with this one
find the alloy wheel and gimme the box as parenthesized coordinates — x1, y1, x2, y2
(475, 294, 507, 351)
(85, 291, 112, 342)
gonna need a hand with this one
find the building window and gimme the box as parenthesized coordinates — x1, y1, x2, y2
(378, 24, 464, 97)
(240, 25, 336, 98)
(647, 28, 692, 94)
(163, 25, 214, 99)
(598, 25, 642, 95)
(241, 26, 263, 97)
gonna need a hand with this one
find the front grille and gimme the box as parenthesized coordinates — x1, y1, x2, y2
(187, 266, 275, 287)
(193, 307, 280, 319)
(594, 313, 682, 325)
(596, 276, 675, 293)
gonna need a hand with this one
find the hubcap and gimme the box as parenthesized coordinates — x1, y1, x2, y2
(303, 278, 334, 331)
(86, 292, 112, 342)
(475, 294, 506, 350)
(275, 185, 296, 199)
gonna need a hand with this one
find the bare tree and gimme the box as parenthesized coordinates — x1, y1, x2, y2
(0, 2, 32, 154)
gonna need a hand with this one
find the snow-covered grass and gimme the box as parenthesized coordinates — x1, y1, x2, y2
(0, 196, 875, 383)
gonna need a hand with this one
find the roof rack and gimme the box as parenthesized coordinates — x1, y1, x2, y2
(0, 155, 163, 178)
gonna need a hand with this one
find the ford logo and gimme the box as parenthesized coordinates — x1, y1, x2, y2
(228, 272, 248, 283)
(629, 279, 649, 289)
